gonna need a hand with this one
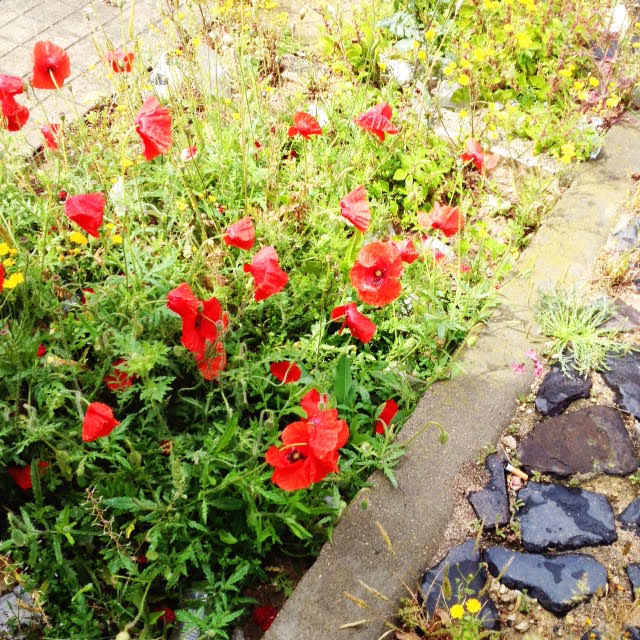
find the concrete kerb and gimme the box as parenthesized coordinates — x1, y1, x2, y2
(264, 119, 640, 640)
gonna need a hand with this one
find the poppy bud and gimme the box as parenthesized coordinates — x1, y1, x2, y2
(115, 632, 130, 640)
(127, 451, 142, 467)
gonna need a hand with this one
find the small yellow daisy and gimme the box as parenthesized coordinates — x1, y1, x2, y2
(0, 242, 11, 256)
(449, 603, 464, 619)
(457, 74, 470, 87)
(69, 231, 88, 245)
(3, 272, 24, 289)
(111, 234, 123, 245)
(466, 598, 482, 614)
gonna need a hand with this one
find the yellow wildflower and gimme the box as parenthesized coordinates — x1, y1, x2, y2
(443, 61, 457, 77)
(0, 242, 11, 256)
(457, 74, 470, 86)
(459, 109, 469, 118)
(232, 112, 241, 121)
(634, 41, 640, 49)
(417, 49, 427, 62)
(425, 27, 437, 41)
(379, 61, 387, 72)
(111, 234, 123, 245)
(560, 142, 576, 164)
(515, 32, 533, 49)
(460, 59, 471, 69)
(68, 248, 80, 256)
(69, 232, 88, 245)
(412, 40, 420, 50)
(121, 156, 134, 169)
(588, 76, 599, 87)
(105, 223, 115, 230)
(450, 603, 464, 619)
(472, 48, 486, 63)
(466, 598, 482, 614)
(577, 90, 588, 101)
(176, 200, 188, 212)
(3, 272, 24, 289)
(606, 94, 620, 108)
(558, 68, 572, 78)
(573, 80, 585, 91)
(193, 36, 201, 47)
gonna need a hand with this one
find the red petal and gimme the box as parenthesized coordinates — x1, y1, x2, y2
(345, 304, 377, 343)
(429, 203, 465, 237)
(82, 402, 120, 442)
(41, 123, 60, 150)
(135, 96, 172, 161)
(375, 398, 398, 434)
(270, 361, 302, 383)
(32, 41, 71, 89)
(245, 246, 288, 301)
(290, 112, 322, 139)
(167, 283, 200, 318)
(64, 193, 105, 237)
(349, 241, 404, 307)
(354, 103, 398, 142)
(224, 216, 255, 250)
(340, 186, 370, 233)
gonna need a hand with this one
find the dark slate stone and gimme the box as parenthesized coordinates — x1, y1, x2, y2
(612, 218, 640, 250)
(625, 627, 640, 640)
(518, 406, 639, 477)
(599, 300, 640, 332)
(468, 454, 509, 531)
(627, 564, 640, 598)
(517, 482, 617, 552)
(420, 539, 499, 630)
(601, 352, 640, 420)
(619, 497, 640, 534)
(535, 363, 592, 416)
(484, 547, 607, 616)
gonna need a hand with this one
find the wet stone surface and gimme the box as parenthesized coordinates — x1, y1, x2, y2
(518, 406, 639, 477)
(627, 563, 640, 598)
(601, 352, 640, 420)
(468, 453, 509, 531)
(619, 497, 640, 534)
(484, 547, 608, 616)
(600, 300, 640, 332)
(534, 363, 592, 416)
(517, 482, 617, 552)
(420, 539, 499, 630)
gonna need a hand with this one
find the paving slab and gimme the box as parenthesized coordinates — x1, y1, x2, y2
(264, 122, 640, 640)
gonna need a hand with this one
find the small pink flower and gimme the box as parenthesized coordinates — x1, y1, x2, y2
(511, 363, 525, 375)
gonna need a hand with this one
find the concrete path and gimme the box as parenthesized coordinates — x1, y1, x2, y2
(264, 120, 640, 640)
(0, 0, 157, 147)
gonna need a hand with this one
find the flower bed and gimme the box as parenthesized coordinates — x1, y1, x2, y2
(0, 0, 637, 637)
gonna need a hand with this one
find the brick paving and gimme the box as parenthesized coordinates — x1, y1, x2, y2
(0, 0, 161, 147)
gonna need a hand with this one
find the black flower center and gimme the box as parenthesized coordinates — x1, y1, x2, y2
(286, 448, 305, 463)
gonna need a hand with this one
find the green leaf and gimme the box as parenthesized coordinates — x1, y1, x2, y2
(393, 168, 408, 181)
(218, 531, 238, 545)
(334, 354, 352, 406)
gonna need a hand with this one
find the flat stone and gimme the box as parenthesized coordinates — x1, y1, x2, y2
(484, 547, 607, 616)
(626, 628, 640, 640)
(535, 363, 592, 416)
(517, 482, 617, 552)
(599, 300, 640, 332)
(0, 588, 38, 635)
(468, 454, 509, 531)
(420, 540, 499, 630)
(601, 352, 640, 419)
(619, 497, 640, 533)
(612, 218, 640, 250)
(518, 406, 638, 477)
(627, 564, 640, 597)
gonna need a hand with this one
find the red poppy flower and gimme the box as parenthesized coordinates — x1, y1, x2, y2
(64, 192, 105, 237)
(104, 359, 136, 391)
(32, 41, 71, 90)
(41, 123, 61, 150)
(8, 461, 49, 490)
(375, 398, 398, 434)
(82, 402, 120, 442)
(36, 343, 47, 358)
(287, 112, 322, 139)
(153, 607, 176, 625)
(460, 263, 471, 273)
(0, 94, 29, 132)
(349, 241, 404, 307)
(331, 303, 377, 343)
(243, 246, 288, 301)
(81, 288, 94, 304)
(340, 186, 370, 233)
(58, 190, 67, 202)
(460, 139, 499, 173)
(223, 216, 255, 250)
(196, 340, 227, 380)
(300, 388, 328, 419)
(160, 440, 172, 455)
(266, 422, 340, 491)
(105, 49, 134, 73)
(418, 203, 464, 238)
(252, 605, 278, 632)
(135, 95, 172, 161)
(354, 102, 398, 142)
(270, 361, 301, 383)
